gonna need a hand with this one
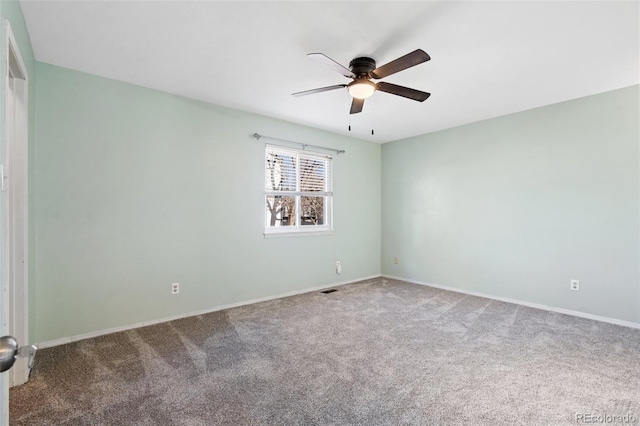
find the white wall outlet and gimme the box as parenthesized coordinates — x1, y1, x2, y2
(336, 261, 342, 274)
(394, 257, 399, 265)
(570, 280, 580, 291)
(172, 283, 180, 294)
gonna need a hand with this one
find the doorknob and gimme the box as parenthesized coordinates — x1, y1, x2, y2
(0, 335, 37, 373)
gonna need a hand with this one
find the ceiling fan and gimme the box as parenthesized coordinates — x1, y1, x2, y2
(292, 49, 431, 114)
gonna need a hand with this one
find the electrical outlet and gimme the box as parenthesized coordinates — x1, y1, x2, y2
(394, 257, 399, 265)
(336, 261, 342, 274)
(570, 280, 579, 291)
(172, 283, 180, 294)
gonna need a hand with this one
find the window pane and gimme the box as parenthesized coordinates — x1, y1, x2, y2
(300, 196, 324, 226)
(266, 151, 297, 191)
(299, 155, 326, 192)
(266, 196, 297, 227)
(264, 145, 332, 234)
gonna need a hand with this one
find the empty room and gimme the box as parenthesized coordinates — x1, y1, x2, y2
(1, 0, 639, 425)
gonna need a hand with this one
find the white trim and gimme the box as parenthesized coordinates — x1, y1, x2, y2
(5, 23, 27, 80)
(2, 21, 30, 390)
(264, 230, 334, 238)
(36, 274, 382, 349)
(382, 274, 640, 330)
(264, 144, 333, 235)
(34, 273, 640, 348)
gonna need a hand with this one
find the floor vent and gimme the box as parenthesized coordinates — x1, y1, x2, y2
(321, 289, 338, 294)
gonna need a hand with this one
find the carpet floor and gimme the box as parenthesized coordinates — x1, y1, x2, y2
(9, 278, 640, 425)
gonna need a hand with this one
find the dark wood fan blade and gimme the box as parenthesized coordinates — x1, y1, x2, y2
(308, 53, 355, 78)
(292, 84, 347, 97)
(370, 49, 430, 79)
(350, 97, 364, 114)
(376, 82, 430, 102)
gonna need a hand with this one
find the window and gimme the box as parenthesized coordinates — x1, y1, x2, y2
(265, 144, 333, 236)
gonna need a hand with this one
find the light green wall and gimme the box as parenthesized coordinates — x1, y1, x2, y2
(382, 85, 640, 323)
(29, 48, 640, 341)
(34, 62, 381, 343)
(0, 0, 37, 340)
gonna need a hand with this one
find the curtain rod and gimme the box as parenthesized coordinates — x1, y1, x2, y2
(253, 133, 345, 155)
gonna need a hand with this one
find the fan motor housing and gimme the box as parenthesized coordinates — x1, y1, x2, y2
(349, 57, 376, 76)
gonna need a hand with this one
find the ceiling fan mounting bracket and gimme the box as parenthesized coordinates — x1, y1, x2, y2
(348, 57, 376, 77)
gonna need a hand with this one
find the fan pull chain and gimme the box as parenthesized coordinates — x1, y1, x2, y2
(348, 98, 352, 131)
(371, 96, 375, 135)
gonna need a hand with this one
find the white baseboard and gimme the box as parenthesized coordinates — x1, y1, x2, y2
(382, 274, 640, 330)
(37, 274, 382, 349)
(41, 273, 635, 349)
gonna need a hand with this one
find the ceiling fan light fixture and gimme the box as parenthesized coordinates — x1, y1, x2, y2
(347, 80, 376, 99)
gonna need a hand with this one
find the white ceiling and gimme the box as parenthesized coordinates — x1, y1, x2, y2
(20, 1, 640, 143)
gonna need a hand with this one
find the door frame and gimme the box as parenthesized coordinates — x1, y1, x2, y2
(1, 19, 30, 395)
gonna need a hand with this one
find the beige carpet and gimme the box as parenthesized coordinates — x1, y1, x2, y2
(9, 278, 640, 425)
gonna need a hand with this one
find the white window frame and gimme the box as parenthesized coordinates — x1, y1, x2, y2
(264, 144, 333, 238)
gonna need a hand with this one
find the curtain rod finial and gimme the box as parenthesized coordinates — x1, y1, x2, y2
(253, 133, 261, 140)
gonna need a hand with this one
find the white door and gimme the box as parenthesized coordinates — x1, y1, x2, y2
(1, 21, 30, 426)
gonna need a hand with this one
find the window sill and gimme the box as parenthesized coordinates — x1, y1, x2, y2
(264, 230, 334, 239)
